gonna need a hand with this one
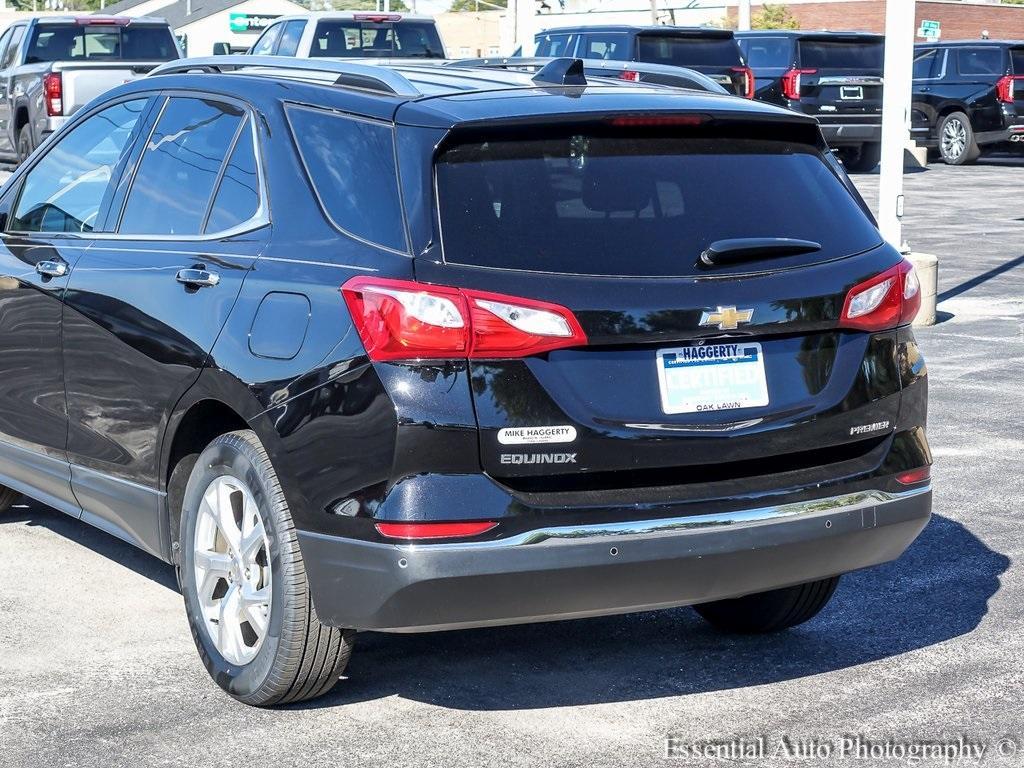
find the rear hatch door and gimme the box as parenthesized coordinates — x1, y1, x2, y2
(635, 30, 748, 96)
(421, 117, 904, 488)
(795, 35, 884, 121)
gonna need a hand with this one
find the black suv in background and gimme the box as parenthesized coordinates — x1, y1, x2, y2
(737, 30, 884, 171)
(533, 26, 753, 97)
(0, 56, 931, 706)
(911, 40, 1024, 165)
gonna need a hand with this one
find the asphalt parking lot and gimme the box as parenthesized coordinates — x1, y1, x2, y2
(0, 158, 1022, 768)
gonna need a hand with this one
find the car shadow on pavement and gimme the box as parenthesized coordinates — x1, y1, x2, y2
(2, 503, 1007, 711)
(319, 514, 1007, 711)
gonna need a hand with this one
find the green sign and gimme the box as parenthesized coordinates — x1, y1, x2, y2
(917, 19, 941, 39)
(229, 13, 279, 34)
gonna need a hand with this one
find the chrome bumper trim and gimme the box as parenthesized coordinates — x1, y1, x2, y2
(398, 486, 931, 551)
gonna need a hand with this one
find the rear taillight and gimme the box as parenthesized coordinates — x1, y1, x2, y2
(618, 70, 640, 82)
(896, 467, 931, 485)
(781, 67, 816, 100)
(43, 72, 63, 117)
(375, 521, 497, 540)
(839, 259, 920, 331)
(996, 75, 1024, 103)
(731, 65, 755, 99)
(341, 277, 588, 361)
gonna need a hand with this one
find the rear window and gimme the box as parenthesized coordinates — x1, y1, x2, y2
(309, 20, 444, 58)
(739, 37, 792, 68)
(798, 40, 883, 70)
(25, 23, 178, 63)
(436, 133, 880, 277)
(637, 34, 741, 67)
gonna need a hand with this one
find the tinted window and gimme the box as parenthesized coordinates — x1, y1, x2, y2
(0, 28, 14, 68)
(11, 99, 146, 233)
(286, 106, 406, 252)
(276, 20, 305, 56)
(250, 23, 282, 55)
(957, 47, 1004, 76)
(120, 98, 243, 235)
(535, 33, 574, 58)
(310, 20, 444, 58)
(24, 23, 178, 62)
(913, 48, 943, 79)
(581, 33, 628, 61)
(739, 37, 791, 68)
(1012, 48, 1024, 75)
(1, 26, 25, 69)
(436, 134, 880, 277)
(798, 40, 883, 70)
(205, 121, 260, 234)
(637, 35, 741, 67)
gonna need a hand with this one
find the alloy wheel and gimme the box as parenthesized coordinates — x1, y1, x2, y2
(941, 118, 967, 160)
(192, 475, 272, 666)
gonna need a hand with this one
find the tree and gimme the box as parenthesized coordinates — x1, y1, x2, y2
(752, 4, 801, 30)
(449, 0, 508, 11)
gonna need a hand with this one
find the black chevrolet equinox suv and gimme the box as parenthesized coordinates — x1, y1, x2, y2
(0, 56, 932, 706)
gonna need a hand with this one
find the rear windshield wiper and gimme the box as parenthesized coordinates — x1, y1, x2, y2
(699, 238, 822, 268)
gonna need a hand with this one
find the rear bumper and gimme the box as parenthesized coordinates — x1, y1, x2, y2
(819, 122, 882, 146)
(299, 486, 931, 632)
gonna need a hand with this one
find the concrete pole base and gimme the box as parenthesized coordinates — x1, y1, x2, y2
(908, 252, 939, 327)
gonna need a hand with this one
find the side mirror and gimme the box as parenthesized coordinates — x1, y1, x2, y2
(212, 42, 231, 56)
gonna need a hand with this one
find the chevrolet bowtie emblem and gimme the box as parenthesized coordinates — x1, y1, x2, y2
(699, 306, 754, 331)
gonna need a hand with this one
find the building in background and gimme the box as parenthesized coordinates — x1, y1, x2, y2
(435, 9, 502, 58)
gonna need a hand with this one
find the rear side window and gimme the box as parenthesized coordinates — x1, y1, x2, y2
(10, 99, 147, 233)
(637, 35, 741, 67)
(1012, 48, 1024, 75)
(957, 47, 1004, 76)
(286, 106, 406, 253)
(276, 20, 305, 57)
(739, 37, 791, 68)
(1, 25, 25, 69)
(435, 133, 881, 277)
(120, 98, 244, 235)
(205, 121, 260, 234)
(309, 20, 444, 58)
(25, 23, 178, 62)
(580, 33, 629, 61)
(798, 40, 883, 70)
(535, 32, 575, 58)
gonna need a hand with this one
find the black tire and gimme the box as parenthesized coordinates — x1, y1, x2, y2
(842, 142, 882, 173)
(938, 112, 980, 166)
(17, 124, 34, 164)
(178, 429, 355, 706)
(0, 485, 21, 514)
(693, 576, 840, 634)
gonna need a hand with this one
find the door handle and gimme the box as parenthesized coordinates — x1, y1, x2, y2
(176, 268, 220, 288)
(36, 260, 68, 278)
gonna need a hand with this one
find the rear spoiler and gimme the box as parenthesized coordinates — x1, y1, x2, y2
(444, 57, 729, 94)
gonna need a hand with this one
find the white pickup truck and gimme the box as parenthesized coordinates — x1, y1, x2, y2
(0, 15, 180, 164)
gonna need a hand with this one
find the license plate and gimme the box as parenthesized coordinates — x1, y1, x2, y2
(656, 343, 769, 415)
(840, 85, 864, 100)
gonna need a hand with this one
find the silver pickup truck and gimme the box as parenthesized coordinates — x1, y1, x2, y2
(0, 15, 180, 164)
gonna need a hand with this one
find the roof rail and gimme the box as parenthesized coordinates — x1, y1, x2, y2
(149, 56, 422, 98)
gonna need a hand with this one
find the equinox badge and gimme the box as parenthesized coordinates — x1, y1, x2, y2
(699, 306, 754, 331)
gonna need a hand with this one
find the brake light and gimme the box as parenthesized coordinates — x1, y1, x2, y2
(896, 467, 931, 485)
(996, 75, 1024, 103)
(353, 13, 401, 22)
(781, 67, 816, 100)
(341, 277, 587, 361)
(43, 72, 63, 117)
(732, 65, 755, 99)
(76, 16, 130, 25)
(376, 521, 497, 539)
(619, 70, 641, 82)
(839, 259, 920, 331)
(609, 114, 706, 127)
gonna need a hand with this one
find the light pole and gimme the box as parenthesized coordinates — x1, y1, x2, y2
(738, 0, 751, 31)
(877, 0, 915, 250)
